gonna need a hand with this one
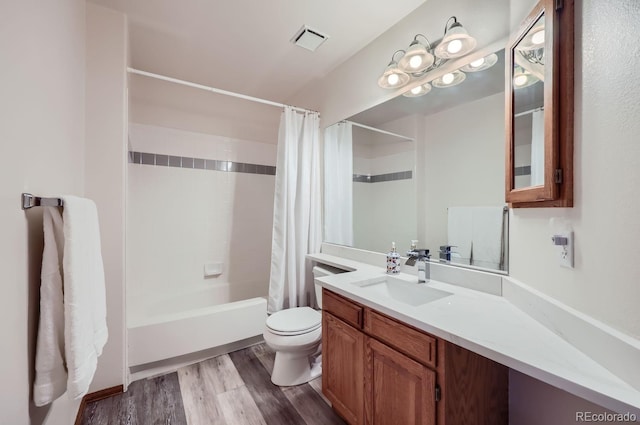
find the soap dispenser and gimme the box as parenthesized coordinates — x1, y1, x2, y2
(386, 242, 401, 274)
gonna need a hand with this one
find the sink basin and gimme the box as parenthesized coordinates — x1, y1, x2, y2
(358, 276, 452, 306)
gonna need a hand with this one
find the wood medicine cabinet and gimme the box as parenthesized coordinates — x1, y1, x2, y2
(505, 0, 574, 207)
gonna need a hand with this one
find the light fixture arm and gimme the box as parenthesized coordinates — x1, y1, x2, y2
(411, 34, 433, 50)
(443, 16, 460, 35)
(389, 49, 406, 65)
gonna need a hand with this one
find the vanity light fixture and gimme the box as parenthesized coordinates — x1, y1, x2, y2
(513, 66, 539, 89)
(398, 34, 435, 74)
(434, 17, 477, 59)
(378, 16, 478, 90)
(517, 23, 545, 51)
(460, 53, 498, 72)
(402, 83, 432, 97)
(432, 70, 466, 88)
(377, 50, 411, 89)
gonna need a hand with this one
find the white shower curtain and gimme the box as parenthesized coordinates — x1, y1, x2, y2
(530, 109, 545, 186)
(268, 106, 322, 313)
(324, 122, 353, 246)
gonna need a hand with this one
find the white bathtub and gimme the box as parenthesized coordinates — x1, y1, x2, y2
(127, 284, 267, 367)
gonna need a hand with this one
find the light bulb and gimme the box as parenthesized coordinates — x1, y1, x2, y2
(409, 55, 423, 69)
(514, 74, 528, 87)
(442, 73, 455, 85)
(470, 57, 485, 68)
(411, 86, 423, 95)
(531, 30, 545, 45)
(387, 73, 399, 86)
(447, 39, 462, 54)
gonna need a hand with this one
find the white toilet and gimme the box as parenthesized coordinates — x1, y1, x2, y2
(263, 265, 337, 386)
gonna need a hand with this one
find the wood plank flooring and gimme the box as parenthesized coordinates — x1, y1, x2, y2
(81, 343, 346, 425)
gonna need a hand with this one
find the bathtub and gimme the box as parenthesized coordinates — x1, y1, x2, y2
(127, 284, 267, 367)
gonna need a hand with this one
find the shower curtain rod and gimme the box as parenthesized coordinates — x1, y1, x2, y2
(127, 68, 316, 115)
(346, 120, 415, 142)
(514, 106, 544, 117)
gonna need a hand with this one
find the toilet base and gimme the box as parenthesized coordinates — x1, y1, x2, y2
(271, 349, 321, 386)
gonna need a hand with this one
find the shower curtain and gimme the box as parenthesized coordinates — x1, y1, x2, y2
(268, 106, 322, 313)
(324, 122, 353, 246)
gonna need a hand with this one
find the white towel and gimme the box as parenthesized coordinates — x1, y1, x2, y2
(61, 196, 108, 400)
(33, 207, 67, 406)
(471, 206, 505, 269)
(32, 197, 108, 405)
(447, 207, 473, 264)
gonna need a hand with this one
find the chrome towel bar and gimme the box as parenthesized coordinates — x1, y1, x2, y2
(21, 193, 63, 210)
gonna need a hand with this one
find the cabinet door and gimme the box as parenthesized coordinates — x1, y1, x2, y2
(323, 311, 365, 425)
(365, 337, 436, 425)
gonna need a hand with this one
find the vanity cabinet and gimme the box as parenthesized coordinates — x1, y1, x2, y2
(322, 288, 508, 425)
(323, 311, 365, 425)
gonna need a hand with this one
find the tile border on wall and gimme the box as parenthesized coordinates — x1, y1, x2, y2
(514, 165, 531, 176)
(128, 151, 276, 176)
(353, 170, 412, 183)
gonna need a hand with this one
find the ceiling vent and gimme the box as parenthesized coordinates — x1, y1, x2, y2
(291, 25, 329, 52)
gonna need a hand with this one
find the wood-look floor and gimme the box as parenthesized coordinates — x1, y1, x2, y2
(81, 343, 345, 425)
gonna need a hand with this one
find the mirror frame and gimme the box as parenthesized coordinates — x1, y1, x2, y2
(505, 0, 574, 207)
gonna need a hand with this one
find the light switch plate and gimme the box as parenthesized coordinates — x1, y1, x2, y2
(554, 232, 574, 268)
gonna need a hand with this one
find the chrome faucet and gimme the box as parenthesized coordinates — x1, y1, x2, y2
(405, 249, 430, 283)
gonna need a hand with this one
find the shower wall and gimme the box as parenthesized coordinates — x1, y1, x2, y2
(126, 123, 276, 314)
(352, 141, 417, 254)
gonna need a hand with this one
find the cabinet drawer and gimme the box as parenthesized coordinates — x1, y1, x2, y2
(323, 289, 363, 329)
(364, 309, 437, 368)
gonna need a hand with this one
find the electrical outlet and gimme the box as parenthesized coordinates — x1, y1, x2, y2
(552, 232, 574, 268)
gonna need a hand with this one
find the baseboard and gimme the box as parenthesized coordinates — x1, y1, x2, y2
(74, 385, 124, 425)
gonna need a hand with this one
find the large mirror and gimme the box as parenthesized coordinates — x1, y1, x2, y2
(324, 49, 509, 273)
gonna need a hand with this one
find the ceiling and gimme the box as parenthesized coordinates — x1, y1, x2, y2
(89, 0, 426, 104)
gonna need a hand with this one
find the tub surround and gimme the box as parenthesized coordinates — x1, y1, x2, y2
(128, 297, 267, 368)
(309, 244, 640, 416)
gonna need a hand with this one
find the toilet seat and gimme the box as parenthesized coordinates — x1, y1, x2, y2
(266, 307, 321, 336)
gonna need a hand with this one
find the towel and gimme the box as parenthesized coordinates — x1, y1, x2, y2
(33, 207, 67, 406)
(447, 207, 473, 264)
(471, 206, 505, 269)
(33, 197, 108, 405)
(61, 196, 108, 400)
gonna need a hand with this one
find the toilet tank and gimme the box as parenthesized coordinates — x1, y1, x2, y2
(312, 264, 347, 309)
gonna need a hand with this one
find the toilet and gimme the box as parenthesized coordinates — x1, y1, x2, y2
(263, 265, 339, 386)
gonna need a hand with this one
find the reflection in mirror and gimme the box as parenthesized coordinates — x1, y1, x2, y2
(513, 14, 545, 189)
(352, 125, 416, 256)
(324, 122, 416, 256)
(324, 50, 509, 273)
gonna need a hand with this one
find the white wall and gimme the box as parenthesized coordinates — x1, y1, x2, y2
(418, 92, 505, 252)
(353, 148, 416, 254)
(85, 3, 128, 393)
(127, 124, 276, 320)
(294, 0, 640, 418)
(0, 1, 86, 424)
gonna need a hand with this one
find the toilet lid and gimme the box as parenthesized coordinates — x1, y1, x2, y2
(266, 307, 321, 336)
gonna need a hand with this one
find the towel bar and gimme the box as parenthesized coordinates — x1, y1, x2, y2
(22, 193, 63, 210)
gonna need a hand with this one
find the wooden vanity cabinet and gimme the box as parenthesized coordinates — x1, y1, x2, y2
(322, 288, 508, 425)
(322, 311, 365, 425)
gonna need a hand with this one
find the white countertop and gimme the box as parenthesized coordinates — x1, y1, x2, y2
(309, 253, 640, 416)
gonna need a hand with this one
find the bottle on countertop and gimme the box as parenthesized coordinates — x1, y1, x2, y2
(386, 242, 401, 274)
